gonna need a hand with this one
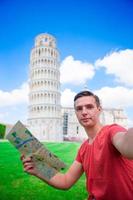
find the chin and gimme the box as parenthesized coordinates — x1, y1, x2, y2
(82, 122, 93, 127)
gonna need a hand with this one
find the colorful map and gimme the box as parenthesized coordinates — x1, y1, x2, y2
(6, 121, 66, 180)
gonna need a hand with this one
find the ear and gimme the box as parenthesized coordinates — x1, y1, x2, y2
(98, 106, 102, 111)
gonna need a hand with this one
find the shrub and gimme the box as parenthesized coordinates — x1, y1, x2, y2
(0, 123, 6, 139)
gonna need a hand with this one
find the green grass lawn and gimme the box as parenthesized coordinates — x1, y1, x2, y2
(0, 141, 87, 200)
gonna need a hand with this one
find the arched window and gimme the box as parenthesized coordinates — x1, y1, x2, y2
(48, 60, 50, 65)
(39, 49, 41, 56)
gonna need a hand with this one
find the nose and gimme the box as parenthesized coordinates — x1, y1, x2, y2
(81, 107, 88, 115)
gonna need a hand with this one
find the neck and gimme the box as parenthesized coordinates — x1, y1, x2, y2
(85, 122, 103, 139)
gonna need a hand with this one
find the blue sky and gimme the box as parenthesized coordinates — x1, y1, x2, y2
(0, 0, 133, 126)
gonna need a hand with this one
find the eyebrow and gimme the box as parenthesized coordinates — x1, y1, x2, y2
(75, 103, 94, 108)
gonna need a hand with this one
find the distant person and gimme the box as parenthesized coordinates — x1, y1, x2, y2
(21, 90, 133, 200)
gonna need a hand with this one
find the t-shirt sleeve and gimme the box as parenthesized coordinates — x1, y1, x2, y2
(109, 124, 127, 140)
(75, 141, 88, 163)
(75, 140, 88, 163)
(75, 147, 82, 163)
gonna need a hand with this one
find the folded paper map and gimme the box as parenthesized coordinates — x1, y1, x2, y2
(6, 121, 66, 180)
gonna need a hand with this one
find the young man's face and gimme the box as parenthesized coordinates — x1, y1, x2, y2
(74, 96, 101, 128)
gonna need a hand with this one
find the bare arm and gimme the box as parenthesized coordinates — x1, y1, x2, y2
(22, 156, 83, 190)
(112, 128, 133, 159)
(48, 161, 84, 189)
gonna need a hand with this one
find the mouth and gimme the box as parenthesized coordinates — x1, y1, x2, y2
(81, 118, 91, 122)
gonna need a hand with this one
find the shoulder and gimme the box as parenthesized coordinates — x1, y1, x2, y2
(107, 124, 126, 138)
(96, 124, 127, 146)
(101, 124, 126, 137)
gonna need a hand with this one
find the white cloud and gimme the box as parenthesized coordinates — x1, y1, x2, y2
(0, 82, 28, 124)
(0, 82, 29, 107)
(0, 105, 28, 124)
(60, 56, 95, 85)
(95, 49, 133, 86)
(61, 86, 133, 111)
(0, 111, 9, 122)
(127, 118, 133, 128)
(61, 89, 76, 107)
(94, 86, 133, 108)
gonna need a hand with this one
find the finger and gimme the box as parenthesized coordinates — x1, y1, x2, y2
(22, 157, 32, 164)
(24, 161, 34, 168)
(24, 164, 34, 171)
(24, 165, 36, 175)
(20, 154, 25, 160)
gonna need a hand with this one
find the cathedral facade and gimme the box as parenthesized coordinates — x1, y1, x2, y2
(27, 33, 128, 141)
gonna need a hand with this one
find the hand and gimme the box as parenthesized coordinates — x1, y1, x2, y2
(20, 154, 37, 176)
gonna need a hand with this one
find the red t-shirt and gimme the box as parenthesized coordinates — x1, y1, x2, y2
(76, 124, 133, 200)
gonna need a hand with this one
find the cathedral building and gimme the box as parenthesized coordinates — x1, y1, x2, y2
(62, 107, 128, 141)
(27, 33, 128, 141)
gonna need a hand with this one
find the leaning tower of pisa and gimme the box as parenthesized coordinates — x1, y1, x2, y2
(27, 33, 62, 141)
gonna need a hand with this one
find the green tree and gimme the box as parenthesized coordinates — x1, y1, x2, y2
(0, 124, 6, 139)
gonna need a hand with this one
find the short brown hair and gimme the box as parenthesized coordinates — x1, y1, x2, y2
(74, 91, 101, 107)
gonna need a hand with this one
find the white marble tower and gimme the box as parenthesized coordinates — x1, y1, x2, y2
(28, 33, 62, 141)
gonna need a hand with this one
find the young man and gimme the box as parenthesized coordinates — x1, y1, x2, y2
(22, 91, 133, 200)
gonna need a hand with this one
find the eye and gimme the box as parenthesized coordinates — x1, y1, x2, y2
(76, 106, 82, 111)
(86, 105, 94, 109)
